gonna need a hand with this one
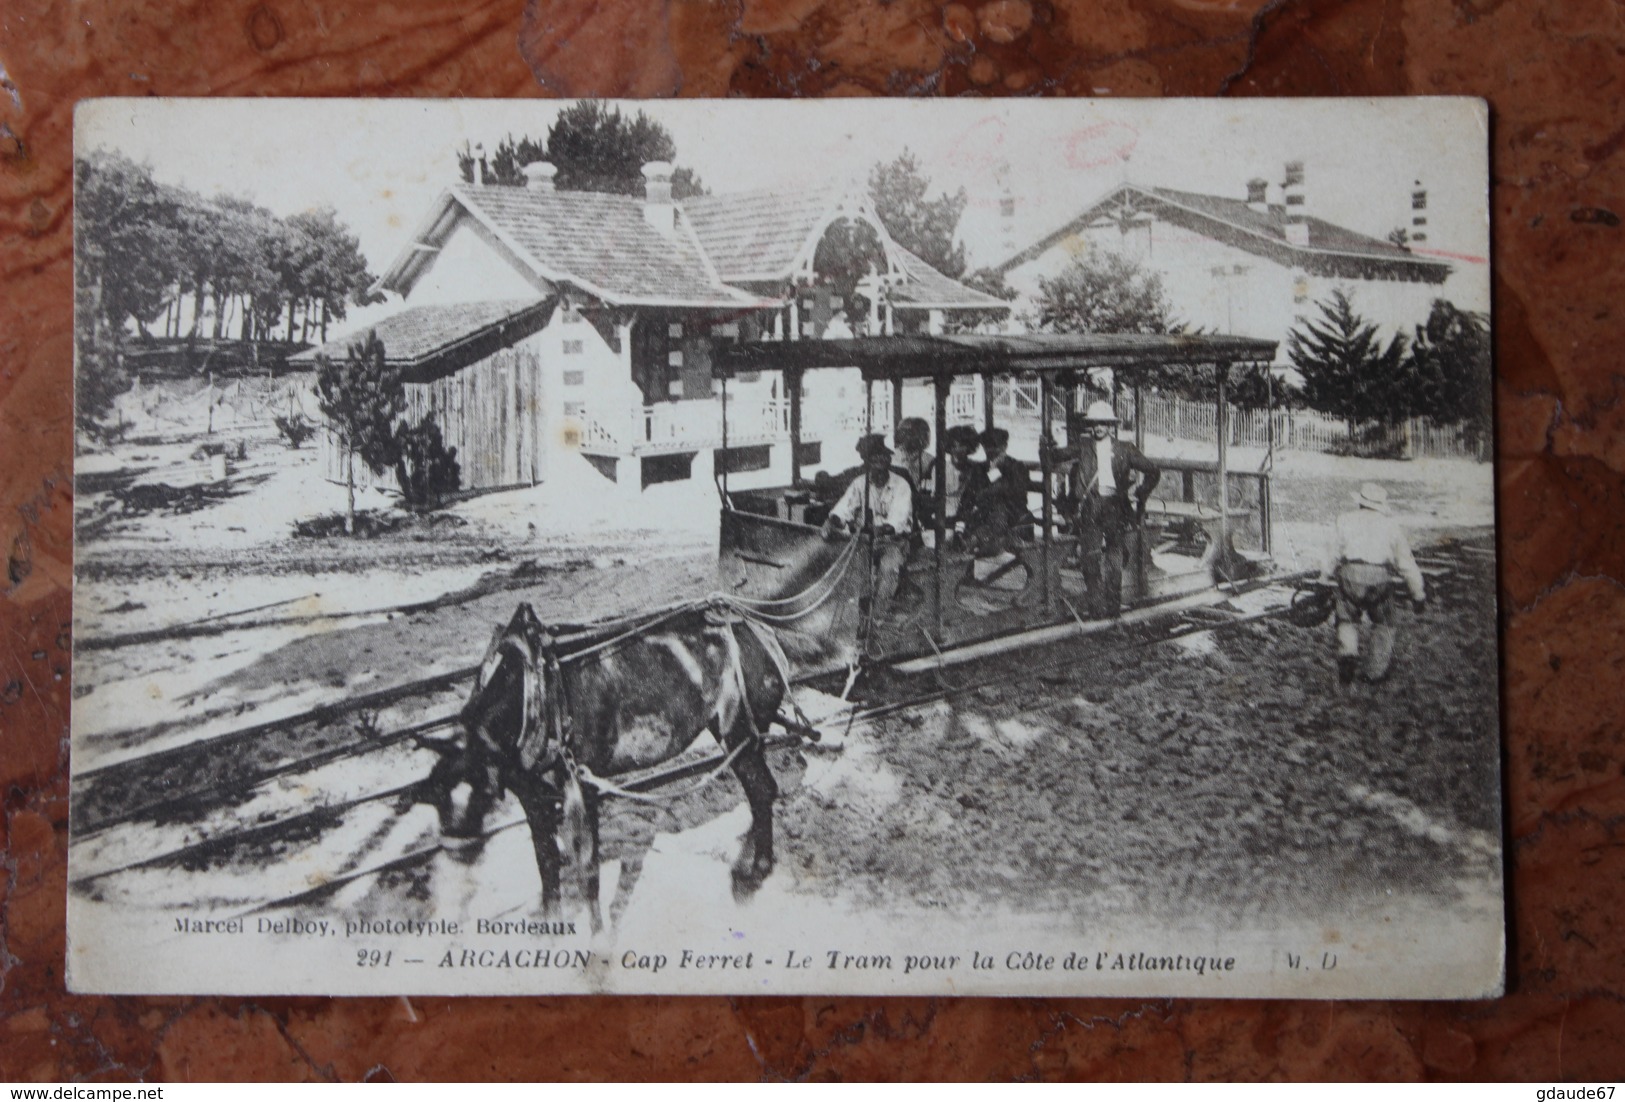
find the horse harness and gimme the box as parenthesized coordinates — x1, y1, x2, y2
(485, 599, 777, 807)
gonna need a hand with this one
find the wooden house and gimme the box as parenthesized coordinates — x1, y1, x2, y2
(299, 162, 1007, 496)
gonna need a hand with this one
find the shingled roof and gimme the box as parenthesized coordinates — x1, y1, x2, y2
(289, 299, 553, 381)
(889, 245, 1010, 310)
(682, 183, 847, 283)
(997, 182, 1451, 283)
(377, 180, 1008, 315)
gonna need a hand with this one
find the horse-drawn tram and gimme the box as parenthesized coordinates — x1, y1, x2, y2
(712, 332, 1282, 677)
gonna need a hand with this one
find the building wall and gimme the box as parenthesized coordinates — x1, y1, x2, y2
(1004, 217, 1455, 364)
(406, 213, 544, 306)
(396, 302, 635, 490)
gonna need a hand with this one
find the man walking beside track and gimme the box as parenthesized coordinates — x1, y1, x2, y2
(1320, 482, 1428, 687)
(1066, 401, 1161, 618)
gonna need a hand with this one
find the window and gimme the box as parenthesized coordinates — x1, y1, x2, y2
(642, 452, 694, 488)
(563, 401, 585, 418)
(668, 379, 685, 398)
(563, 370, 585, 386)
(668, 322, 684, 338)
(668, 350, 684, 367)
(562, 339, 584, 355)
(712, 322, 739, 340)
(715, 444, 771, 474)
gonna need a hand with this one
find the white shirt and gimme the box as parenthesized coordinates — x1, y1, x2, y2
(830, 472, 912, 533)
(1095, 437, 1118, 496)
(1324, 507, 1426, 600)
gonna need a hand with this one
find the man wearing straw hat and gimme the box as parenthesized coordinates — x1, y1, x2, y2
(1319, 482, 1428, 687)
(1067, 400, 1162, 618)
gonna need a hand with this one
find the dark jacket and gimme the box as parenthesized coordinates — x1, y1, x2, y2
(1067, 438, 1161, 508)
(961, 454, 1032, 531)
(1066, 435, 1157, 526)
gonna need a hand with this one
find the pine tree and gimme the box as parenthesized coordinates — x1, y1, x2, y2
(1287, 290, 1410, 446)
(1408, 299, 1491, 455)
(315, 332, 404, 534)
(457, 104, 707, 197)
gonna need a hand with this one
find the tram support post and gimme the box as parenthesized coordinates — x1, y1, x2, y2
(1133, 377, 1145, 452)
(892, 378, 903, 436)
(1216, 362, 1230, 554)
(1039, 373, 1054, 611)
(933, 375, 950, 634)
(982, 374, 995, 433)
(720, 373, 730, 502)
(788, 367, 803, 487)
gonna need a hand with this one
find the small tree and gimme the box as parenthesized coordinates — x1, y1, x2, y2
(1288, 290, 1411, 449)
(1032, 251, 1175, 335)
(315, 331, 403, 533)
(1408, 299, 1491, 456)
(394, 416, 461, 511)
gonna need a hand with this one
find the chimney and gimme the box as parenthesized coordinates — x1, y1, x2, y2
(1282, 160, 1309, 246)
(1246, 177, 1269, 215)
(641, 161, 676, 237)
(473, 143, 486, 187)
(1410, 180, 1428, 245)
(996, 160, 1017, 262)
(522, 161, 558, 192)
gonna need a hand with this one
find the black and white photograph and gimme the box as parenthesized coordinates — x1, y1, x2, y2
(69, 97, 1499, 997)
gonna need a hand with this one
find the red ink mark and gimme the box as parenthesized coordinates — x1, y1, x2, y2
(1063, 123, 1139, 171)
(1412, 247, 1488, 264)
(943, 114, 1011, 172)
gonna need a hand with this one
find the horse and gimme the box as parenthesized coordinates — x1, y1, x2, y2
(418, 600, 796, 931)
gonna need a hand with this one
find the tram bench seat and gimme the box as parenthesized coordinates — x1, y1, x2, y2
(1144, 499, 1254, 523)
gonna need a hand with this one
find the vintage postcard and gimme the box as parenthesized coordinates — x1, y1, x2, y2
(69, 97, 1499, 997)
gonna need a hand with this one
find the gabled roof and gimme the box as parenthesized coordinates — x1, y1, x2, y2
(996, 183, 1451, 284)
(889, 245, 1009, 310)
(378, 186, 765, 309)
(289, 299, 553, 381)
(377, 180, 1008, 315)
(682, 183, 848, 283)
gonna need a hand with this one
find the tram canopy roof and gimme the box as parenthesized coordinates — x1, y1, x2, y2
(713, 332, 1279, 382)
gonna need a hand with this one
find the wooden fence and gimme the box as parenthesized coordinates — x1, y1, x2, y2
(1130, 393, 1487, 461)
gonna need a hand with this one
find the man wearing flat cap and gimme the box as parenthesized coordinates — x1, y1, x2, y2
(1319, 482, 1427, 687)
(823, 438, 913, 623)
(1067, 400, 1162, 617)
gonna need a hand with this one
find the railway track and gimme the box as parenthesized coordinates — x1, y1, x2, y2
(69, 538, 1492, 915)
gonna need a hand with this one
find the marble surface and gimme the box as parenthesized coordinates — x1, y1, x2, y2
(2, 0, 1622, 1080)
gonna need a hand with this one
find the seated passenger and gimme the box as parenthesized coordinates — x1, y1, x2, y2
(940, 424, 983, 530)
(893, 417, 938, 535)
(958, 427, 1032, 555)
(821, 441, 912, 622)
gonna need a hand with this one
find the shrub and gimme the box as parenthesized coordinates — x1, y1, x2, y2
(393, 415, 461, 512)
(274, 413, 316, 449)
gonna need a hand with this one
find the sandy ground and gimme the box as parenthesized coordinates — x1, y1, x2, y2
(68, 405, 1501, 996)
